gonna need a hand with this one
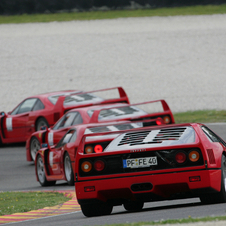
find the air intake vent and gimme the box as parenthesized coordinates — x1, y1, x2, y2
(207, 149, 216, 164)
(115, 124, 134, 130)
(153, 127, 186, 142)
(100, 107, 139, 118)
(118, 127, 187, 146)
(65, 93, 94, 103)
(118, 130, 157, 146)
(88, 126, 111, 133)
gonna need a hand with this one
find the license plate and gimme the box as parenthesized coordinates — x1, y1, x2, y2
(123, 157, 157, 168)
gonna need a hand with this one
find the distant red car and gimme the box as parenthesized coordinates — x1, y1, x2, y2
(75, 123, 226, 217)
(26, 99, 174, 161)
(0, 87, 128, 146)
(35, 119, 163, 186)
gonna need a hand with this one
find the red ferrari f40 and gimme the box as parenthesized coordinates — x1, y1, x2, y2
(75, 123, 226, 217)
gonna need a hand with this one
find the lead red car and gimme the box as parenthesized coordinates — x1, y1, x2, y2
(75, 123, 226, 217)
(0, 87, 128, 146)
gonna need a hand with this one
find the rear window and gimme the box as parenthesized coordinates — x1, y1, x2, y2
(48, 93, 103, 106)
(104, 126, 196, 152)
(88, 106, 147, 120)
(85, 122, 143, 134)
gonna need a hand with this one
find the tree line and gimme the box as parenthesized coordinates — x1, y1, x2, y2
(0, 0, 226, 15)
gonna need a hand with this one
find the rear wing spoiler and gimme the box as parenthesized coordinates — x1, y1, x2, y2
(53, 87, 129, 121)
(89, 99, 175, 124)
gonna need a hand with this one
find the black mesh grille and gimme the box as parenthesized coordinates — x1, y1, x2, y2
(118, 130, 152, 146)
(153, 127, 186, 142)
(65, 93, 94, 103)
(99, 107, 139, 118)
(118, 128, 187, 146)
(114, 124, 136, 131)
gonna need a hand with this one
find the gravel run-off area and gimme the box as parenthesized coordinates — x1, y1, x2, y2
(1, 14, 226, 113)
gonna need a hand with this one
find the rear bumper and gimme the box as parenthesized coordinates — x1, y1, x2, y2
(75, 169, 221, 205)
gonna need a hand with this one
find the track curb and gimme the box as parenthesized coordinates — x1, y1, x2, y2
(0, 190, 80, 225)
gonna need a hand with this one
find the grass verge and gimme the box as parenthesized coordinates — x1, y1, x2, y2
(0, 4, 226, 24)
(174, 110, 226, 124)
(0, 191, 70, 216)
(104, 216, 226, 225)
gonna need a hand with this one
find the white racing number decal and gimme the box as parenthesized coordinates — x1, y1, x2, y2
(48, 132, 54, 146)
(6, 118, 13, 131)
(49, 152, 53, 167)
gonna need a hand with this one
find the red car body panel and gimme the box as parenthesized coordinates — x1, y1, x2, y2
(74, 123, 226, 209)
(0, 87, 129, 145)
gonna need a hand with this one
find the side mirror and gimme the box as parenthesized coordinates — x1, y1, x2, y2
(40, 126, 47, 130)
(41, 143, 48, 148)
(0, 111, 6, 116)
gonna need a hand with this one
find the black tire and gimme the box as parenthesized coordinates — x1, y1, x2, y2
(30, 137, 40, 162)
(36, 155, 56, 187)
(64, 153, 74, 185)
(0, 135, 3, 147)
(36, 117, 49, 131)
(123, 200, 144, 212)
(200, 155, 226, 204)
(81, 203, 113, 217)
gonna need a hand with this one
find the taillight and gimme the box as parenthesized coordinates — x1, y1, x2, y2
(94, 145, 103, 153)
(85, 146, 93, 154)
(156, 118, 163, 125)
(94, 160, 105, 171)
(189, 150, 200, 162)
(163, 116, 171, 124)
(175, 152, 186, 164)
(81, 161, 92, 173)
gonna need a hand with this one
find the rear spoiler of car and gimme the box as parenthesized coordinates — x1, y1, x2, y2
(53, 87, 129, 121)
(89, 99, 175, 124)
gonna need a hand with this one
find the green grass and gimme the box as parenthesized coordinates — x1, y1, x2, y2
(1, 4, 226, 24)
(174, 110, 226, 124)
(103, 216, 226, 225)
(0, 191, 70, 216)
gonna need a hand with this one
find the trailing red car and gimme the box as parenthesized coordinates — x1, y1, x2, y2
(0, 87, 128, 146)
(26, 99, 174, 161)
(75, 123, 226, 217)
(35, 119, 163, 186)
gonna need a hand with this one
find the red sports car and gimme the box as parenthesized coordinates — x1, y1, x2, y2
(75, 123, 226, 217)
(26, 99, 174, 161)
(35, 119, 163, 186)
(0, 87, 128, 146)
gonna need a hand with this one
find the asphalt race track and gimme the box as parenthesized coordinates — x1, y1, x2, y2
(1, 123, 226, 225)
